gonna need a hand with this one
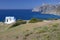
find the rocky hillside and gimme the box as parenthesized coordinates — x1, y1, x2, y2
(32, 4, 60, 15)
(0, 20, 60, 40)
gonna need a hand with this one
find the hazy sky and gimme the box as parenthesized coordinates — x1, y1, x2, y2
(0, 0, 60, 9)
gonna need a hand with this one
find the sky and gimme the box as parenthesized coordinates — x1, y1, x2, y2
(0, 0, 60, 9)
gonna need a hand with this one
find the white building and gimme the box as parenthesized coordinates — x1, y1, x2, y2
(4, 16, 16, 24)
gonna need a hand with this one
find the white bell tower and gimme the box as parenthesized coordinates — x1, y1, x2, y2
(4, 16, 16, 24)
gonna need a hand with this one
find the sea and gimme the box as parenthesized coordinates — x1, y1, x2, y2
(0, 9, 60, 21)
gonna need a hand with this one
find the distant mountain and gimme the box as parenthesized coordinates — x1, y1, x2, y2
(32, 4, 60, 15)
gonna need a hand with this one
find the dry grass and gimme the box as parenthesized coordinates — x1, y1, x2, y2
(0, 20, 60, 40)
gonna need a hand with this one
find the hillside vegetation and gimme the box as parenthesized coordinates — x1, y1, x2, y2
(0, 20, 60, 40)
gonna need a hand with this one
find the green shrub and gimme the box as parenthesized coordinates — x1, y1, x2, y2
(52, 23, 59, 27)
(10, 19, 26, 28)
(47, 18, 58, 20)
(29, 18, 43, 23)
(54, 18, 58, 20)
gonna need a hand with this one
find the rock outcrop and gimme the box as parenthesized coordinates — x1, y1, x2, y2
(32, 4, 60, 15)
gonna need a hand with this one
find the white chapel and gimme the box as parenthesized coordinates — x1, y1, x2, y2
(4, 16, 16, 24)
